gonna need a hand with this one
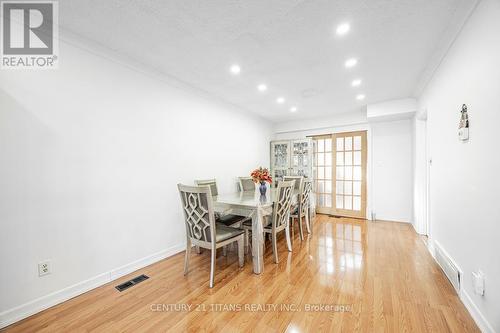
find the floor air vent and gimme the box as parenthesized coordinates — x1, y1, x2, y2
(115, 274, 149, 292)
(434, 243, 461, 293)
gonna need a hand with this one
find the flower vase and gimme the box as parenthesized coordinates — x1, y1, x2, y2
(259, 181, 267, 196)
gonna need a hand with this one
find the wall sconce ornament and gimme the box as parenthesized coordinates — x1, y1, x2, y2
(458, 104, 469, 141)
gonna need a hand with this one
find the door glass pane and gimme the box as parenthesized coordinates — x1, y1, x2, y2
(325, 139, 332, 152)
(317, 180, 324, 193)
(317, 139, 324, 152)
(324, 194, 332, 207)
(353, 166, 362, 181)
(353, 181, 361, 195)
(325, 180, 332, 193)
(336, 152, 344, 165)
(354, 136, 361, 150)
(324, 167, 332, 180)
(344, 181, 352, 195)
(336, 181, 344, 195)
(336, 167, 344, 180)
(336, 195, 343, 209)
(345, 166, 353, 180)
(353, 151, 361, 165)
(318, 194, 324, 206)
(317, 167, 324, 180)
(325, 153, 332, 166)
(345, 137, 353, 150)
(344, 152, 352, 165)
(353, 196, 361, 211)
(317, 153, 324, 166)
(336, 138, 344, 151)
(344, 196, 352, 209)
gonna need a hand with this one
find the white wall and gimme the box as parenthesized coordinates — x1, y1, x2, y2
(412, 117, 428, 234)
(371, 119, 413, 223)
(0, 34, 272, 326)
(417, 0, 500, 330)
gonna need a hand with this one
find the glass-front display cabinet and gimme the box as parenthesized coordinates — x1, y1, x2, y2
(270, 139, 313, 187)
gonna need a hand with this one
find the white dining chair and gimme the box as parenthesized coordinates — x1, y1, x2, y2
(241, 180, 295, 263)
(178, 184, 244, 288)
(290, 178, 313, 240)
(194, 178, 250, 227)
(238, 177, 255, 192)
(283, 175, 303, 190)
(195, 178, 251, 256)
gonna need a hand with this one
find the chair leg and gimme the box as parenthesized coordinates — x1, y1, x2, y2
(195, 246, 201, 254)
(237, 237, 244, 267)
(209, 248, 216, 288)
(184, 237, 191, 275)
(222, 246, 227, 257)
(305, 209, 311, 234)
(290, 217, 295, 239)
(285, 224, 292, 252)
(298, 214, 304, 241)
(272, 232, 279, 264)
(244, 230, 249, 254)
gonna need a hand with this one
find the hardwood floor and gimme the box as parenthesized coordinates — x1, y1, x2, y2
(2, 216, 479, 332)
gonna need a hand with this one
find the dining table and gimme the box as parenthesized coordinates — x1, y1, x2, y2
(213, 188, 300, 274)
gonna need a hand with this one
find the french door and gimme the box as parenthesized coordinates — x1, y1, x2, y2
(313, 131, 367, 218)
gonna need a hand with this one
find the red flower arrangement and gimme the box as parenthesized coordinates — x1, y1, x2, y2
(251, 167, 273, 184)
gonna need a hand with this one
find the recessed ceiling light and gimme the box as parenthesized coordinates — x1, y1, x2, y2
(276, 97, 285, 104)
(345, 58, 357, 68)
(351, 79, 362, 87)
(230, 64, 241, 75)
(336, 23, 350, 35)
(356, 94, 365, 100)
(257, 84, 267, 92)
(290, 106, 298, 112)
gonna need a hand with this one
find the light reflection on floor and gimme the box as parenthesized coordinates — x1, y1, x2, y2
(316, 218, 365, 283)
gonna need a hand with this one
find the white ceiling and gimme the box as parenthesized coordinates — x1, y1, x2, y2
(60, 0, 473, 122)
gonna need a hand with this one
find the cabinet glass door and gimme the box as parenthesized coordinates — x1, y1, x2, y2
(270, 141, 291, 186)
(290, 139, 311, 177)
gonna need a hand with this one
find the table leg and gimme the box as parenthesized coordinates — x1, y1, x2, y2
(251, 213, 264, 274)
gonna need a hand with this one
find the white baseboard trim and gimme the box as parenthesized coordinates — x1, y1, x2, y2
(0, 243, 185, 329)
(425, 240, 495, 333)
(460, 289, 496, 333)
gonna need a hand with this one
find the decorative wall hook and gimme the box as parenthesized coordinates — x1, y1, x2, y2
(458, 104, 469, 141)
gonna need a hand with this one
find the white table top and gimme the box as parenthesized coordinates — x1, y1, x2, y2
(214, 189, 299, 208)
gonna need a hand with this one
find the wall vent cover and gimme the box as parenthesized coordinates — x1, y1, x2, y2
(434, 243, 461, 293)
(115, 274, 149, 292)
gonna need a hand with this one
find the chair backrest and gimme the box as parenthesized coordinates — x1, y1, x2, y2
(238, 177, 255, 192)
(283, 176, 303, 190)
(299, 179, 312, 212)
(272, 180, 295, 229)
(177, 184, 216, 245)
(194, 179, 218, 196)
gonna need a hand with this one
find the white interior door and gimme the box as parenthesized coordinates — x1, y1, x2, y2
(313, 131, 367, 218)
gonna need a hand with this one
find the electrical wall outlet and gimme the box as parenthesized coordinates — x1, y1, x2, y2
(38, 261, 51, 277)
(472, 270, 485, 296)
